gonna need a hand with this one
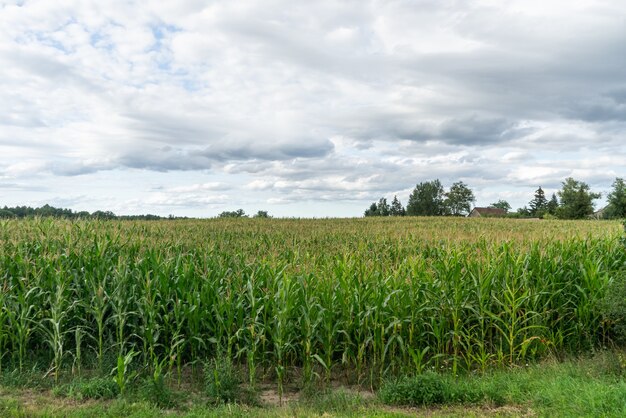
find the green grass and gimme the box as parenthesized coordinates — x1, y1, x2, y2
(379, 352, 626, 416)
(2, 353, 626, 416)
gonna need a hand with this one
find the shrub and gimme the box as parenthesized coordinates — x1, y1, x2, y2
(204, 356, 242, 404)
(137, 374, 178, 408)
(54, 377, 119, 400)
(378, 373, 451, 406)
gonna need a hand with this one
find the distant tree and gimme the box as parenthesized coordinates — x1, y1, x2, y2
(605, 178, 626, 219)
(91, 210, 116, 220)
(254, 210, 271, 218)
(489, 199, 511, 213)
(0, 209, 16, 218)
(444, 181, 475, 216)
(390, 195, 406, 216)
(376, 198, 390, 217)
(556, 177, 601, 219)
(546, 193, 559, 216)
(517, 206, 531, 217)
(406, 180, 446, 216)
(218, 209, 247, 218)
(528, 186, 548, 217)
(364, 202, 379, 217)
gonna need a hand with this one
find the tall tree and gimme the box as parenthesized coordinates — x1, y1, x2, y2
(364, 202, 379, 217)
(528, 186, 548, 217)
(489, 199, 511, 213)
(546, 193, 559, 216)
(376, 198, 390, 216)
(606, 177, 626, 218)
(218, 209, 247, 218)
(390, 195, 405, 216)
(556, 177, 601, 219)
(444, 181, 475, 216)
(406, 180, 446, 216)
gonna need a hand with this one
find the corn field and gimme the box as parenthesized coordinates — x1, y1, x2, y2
(0, 217, 624, 388)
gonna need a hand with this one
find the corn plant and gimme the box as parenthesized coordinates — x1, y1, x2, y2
(271, 271, 295, 404)
(0, 217, 623, 388)
(40, 279, 75, 383)
(113, 350, 138, 396)
(0, 282, 8, 374)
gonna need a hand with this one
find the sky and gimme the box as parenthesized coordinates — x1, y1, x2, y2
(0, 0, 624, 217)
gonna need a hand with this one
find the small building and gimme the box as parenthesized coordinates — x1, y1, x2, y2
(590, 205, 608, 220)
(467, 207, 507, 218)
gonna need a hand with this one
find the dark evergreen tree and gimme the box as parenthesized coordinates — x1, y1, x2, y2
(546, 193, 559, 216)
(390, 195, 405, 216)
(528, 186, 548, 217)
(364, 202, 379, 217)
(376, 198, 390, 217)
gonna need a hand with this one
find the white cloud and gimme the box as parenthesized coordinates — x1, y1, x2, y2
(0, 0, 624, 216)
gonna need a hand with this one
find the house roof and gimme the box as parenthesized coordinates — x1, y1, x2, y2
(470, 207, 507, 216)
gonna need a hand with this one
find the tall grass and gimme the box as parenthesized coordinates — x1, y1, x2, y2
(0, 217, 624, 389)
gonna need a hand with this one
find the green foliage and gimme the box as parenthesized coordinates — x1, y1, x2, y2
(8, 352, 626, 417)
(600, 274, 626, 345)
(405, 180, 474, 216)
(112, 351, 138, 396)
(0, 217, 624, 393)
(218, 209, 247, 218)
(444, 181, 475, 216)
(600, 222, 626, 344)
(0, 367, 53, 390)
(606, 178, 626, 219)
(379, 373, 450, 406)
(376, 198, 390, 216)
(0, 209, 16, 219)
(300, 388, 369, 414)
(489, 199, 511, 212)
(406, 179, 446, 216)
(389, 195, 405, 216)
(557, 177, 601, 219)
(0, 204, 177, 220)
(364, 202, 379, 217)
(546, 193, 559, 216)
(528, 187, 548, 217)
(54, 377, 120, 400)
(253, 210, 270, 218)
(204, 355, 242, 404)
(364, 197, 400, 217)
(137, 374, 178, 408)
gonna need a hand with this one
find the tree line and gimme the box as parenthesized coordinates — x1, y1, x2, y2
(0, 204, 272, 220)
(365, 177, 626, 220)
(0, 204, 183, 220)
(365, 180, 475, 217)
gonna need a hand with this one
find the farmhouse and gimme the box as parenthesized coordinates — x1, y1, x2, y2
(467, 207, 507, 218)
(590, 205, 608, 219)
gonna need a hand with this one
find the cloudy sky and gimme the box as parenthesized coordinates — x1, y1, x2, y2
(1, 0, 624, 217)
